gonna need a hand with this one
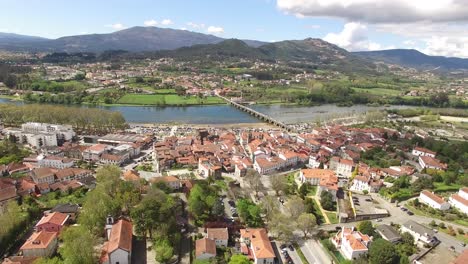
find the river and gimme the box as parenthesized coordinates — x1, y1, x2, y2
(0, 98, 418, 124)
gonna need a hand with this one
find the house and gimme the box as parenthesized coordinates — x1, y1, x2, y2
(400, 220, 438, 246)
(330, 157, 355, 178)
(83, 144, 111, 161)
(0, 178, 18, 211)
(332, 227, 372, 260)
(195, 238, 216, 260)
(38, 156, 74, 169)
(101, 218, 133, 264)
(240, 228, 275, 264)
(50, 203, 80, 221)
(449, 187, 468, 215)
(30, 168, 55, 185)
(418, 156, 447, 171)
(150, 176, 181, 190)
(299, 169, 338, 200)
(412, 147, 436, 158)
(20, 231, 58, 257)
(419, 190, 450, 211)
(207, 228, 229, 247)
(100, 153, 127, 166)
(35, 212, 69, 233)
(1, 256, 38, 264)
(451, 249, 468, 264)
(350, 175, 383, 193)
(376, 225, 401, 243)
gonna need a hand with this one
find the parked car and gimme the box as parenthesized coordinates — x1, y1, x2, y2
(288, 244, 294, 251)
(280, 244, 287, 249)
(460, 242, 466, 247)
(407, 211, 414, 215)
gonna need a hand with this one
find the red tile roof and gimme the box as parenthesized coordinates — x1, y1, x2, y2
(107, 219, 133, 253)
(196, 238, 216, 257)
(20, 231, 57, 250)
(36, 212, 69, 227)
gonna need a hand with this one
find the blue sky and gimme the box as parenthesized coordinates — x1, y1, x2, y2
(1, 0, 467, 57)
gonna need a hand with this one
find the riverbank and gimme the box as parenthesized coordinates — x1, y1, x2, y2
(128, 122, 276, 129)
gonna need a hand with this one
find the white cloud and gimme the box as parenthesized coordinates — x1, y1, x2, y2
(180, 27, 187, 31)
(161, 19, 173, 26)
(207, 26, 224, 34)
(305, 24, 321, 29)
(106, 23, 125, 30)
(144, 19, 158, 27)
(277, 0, 468, 24)
(324, 22, 391, 51)
(423, 36, 468, 58)
(187, 22, 205, 29)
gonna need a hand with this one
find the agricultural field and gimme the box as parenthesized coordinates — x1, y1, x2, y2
(352, 87, 404, 96)
(117, 94, 225, 105)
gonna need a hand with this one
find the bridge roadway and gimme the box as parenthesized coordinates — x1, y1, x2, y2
(216, 95, 294, 132)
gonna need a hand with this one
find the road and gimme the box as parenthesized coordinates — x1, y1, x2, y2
(299, 239, 333, 264)
(321, 194, 467, 254)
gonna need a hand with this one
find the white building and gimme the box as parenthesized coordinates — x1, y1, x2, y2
(240, 229, 275, 264)
(332, 227, 372, 260)
(350, 175, 383, 193)
(418, 156, 447, 171)
(449, 187, 468, 215)
(330, 157, 355, 178)
(101, 218, 133, 264)
(419, 190, 450, 211)
(412, 147, 436, 158)
(400, 220, 438, 246)
(4, 122, 75, 148)
(38, 155, 74, 169)
(206, 228, 229, 247)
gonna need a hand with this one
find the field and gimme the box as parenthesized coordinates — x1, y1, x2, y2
(352, 87, 403, 96)
(117, 94, 225, 105)
(325, 212, 339, 224)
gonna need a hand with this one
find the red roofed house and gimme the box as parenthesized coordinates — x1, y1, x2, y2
(418, 156, 447, 171)
(449, 187, 468, 215)
(101, 218, 133, 264)
(195, 238, 216, 260)
(206, 227, 229, 247)
(240, 228, 275, 264)
(20, 231, 58, 257)
(300, 169, 339, 200)
(419, 190, 450, 211)
(1, 256, 38, 264)
(35, 212, 69, 233)
(332, 227, 372, 260)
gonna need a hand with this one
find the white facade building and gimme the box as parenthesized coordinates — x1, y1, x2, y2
(419, 190, 451, 211)
(449, 187, 468, 215)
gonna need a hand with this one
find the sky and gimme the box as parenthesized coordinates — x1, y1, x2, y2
(0, 0, 467, 57)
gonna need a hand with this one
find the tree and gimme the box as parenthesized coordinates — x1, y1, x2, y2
(59, 226, 96, 264)
(296, 213, 317, 238)
(285, 196, 305, 219)
(369, 239, 400, 264)
(320, 191, 335, 211)
(401, 232, 414, 245)
(270, 174, 287, 196)
(212, 200, 225, 218)
(246, 169, 262, 197)
(358, 220, 376, 237)
(269, 213, 295, 243)
(229, 254, 250, 264)
(261, 196, 280, 222)
(154, 238, 174, 263)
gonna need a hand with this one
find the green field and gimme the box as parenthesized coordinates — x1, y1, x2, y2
(325, 212, 339, 224)
(352, 87, 403, 96)
(117, 94, 225, 105)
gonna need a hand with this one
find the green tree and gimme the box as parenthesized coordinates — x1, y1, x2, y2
(296, 213, 317, 238)
(270, 174, 287, 196)
(59, 226, 96, 264)
(320, 191, 335, 211)
(229, 254, 250, 264)
(357, 220, 376, 237)
(285, 196, 305, 219)
(369, 239, 400, 264)
(154, 238, 174, 263)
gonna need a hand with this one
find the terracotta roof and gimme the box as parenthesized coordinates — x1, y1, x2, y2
(461, 187, 468, 194)
(301, 169, 335, 179)
(451, 249, 468, 264)
(207, 228, 229, 241)
(123, 170, 140, 181)
(1, 256, 38, 264)
(32, 167, 55, 179)
(20, 231, 57, 250)
(0, 185, 17, 202)
(196, 238, 216, 257)
(36, 212, 69, 227)
(451, 194, 468, 207)
(421, 190, 446, 205)
(346, 235, 367, 251)
(419, 156, 447, 169)
(414, 146, 436, 155)
(240, 228, 275, 259)
(107, 219, 133, 253)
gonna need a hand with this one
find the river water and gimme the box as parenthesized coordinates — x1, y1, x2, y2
(0, 98, 417, 124)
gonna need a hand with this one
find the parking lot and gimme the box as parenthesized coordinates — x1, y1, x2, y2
(273, 242, 302, 264)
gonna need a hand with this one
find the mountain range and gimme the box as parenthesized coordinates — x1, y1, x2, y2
(1, 26, 468, 71)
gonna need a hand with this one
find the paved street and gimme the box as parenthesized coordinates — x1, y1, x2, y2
(299, 239, 333, 264)
(321, 194, 467, 254)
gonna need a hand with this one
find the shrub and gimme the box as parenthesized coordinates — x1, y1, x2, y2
(439, 222, 446, 229)
(457, 228, 465, 235)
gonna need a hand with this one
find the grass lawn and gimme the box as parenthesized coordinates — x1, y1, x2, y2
(309, 198, 326, 224)
(37, 189, 87, 208)
(352, 87, 403, 96)
(154, 88, 176, 94)
(320, 240, 348, 264)
(117, 94, 225, 105)
(406, 204, 468, 227)
(433, 182, 462, 193)
(438, 227, 468, 244)
(308, 186, 317, 196)
(326, 212, 339, 224)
